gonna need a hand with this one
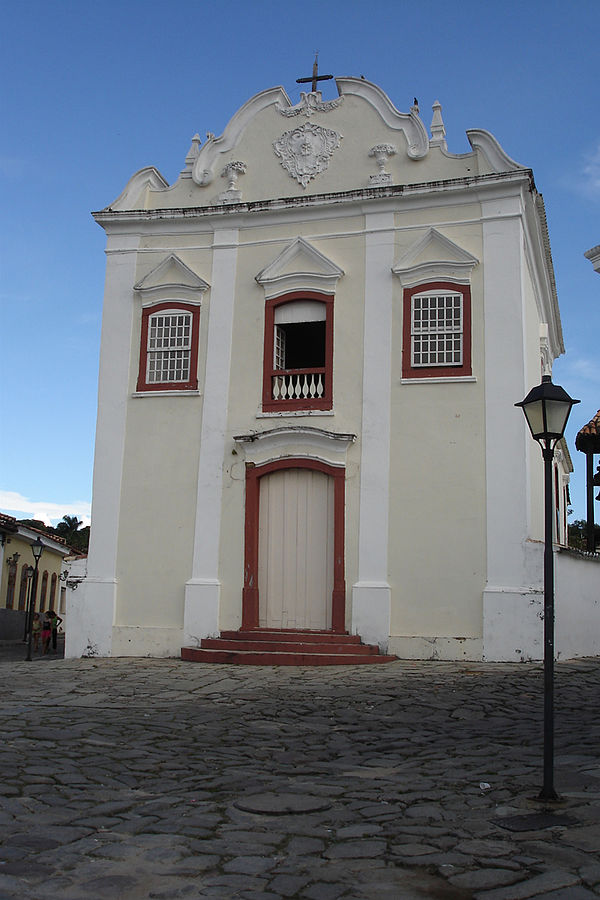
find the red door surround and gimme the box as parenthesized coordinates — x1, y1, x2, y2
(242, 458, 346, 633)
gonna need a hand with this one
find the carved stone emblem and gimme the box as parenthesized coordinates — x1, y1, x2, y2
(278, 91, 344, 118)
(273, 122, 341, 188)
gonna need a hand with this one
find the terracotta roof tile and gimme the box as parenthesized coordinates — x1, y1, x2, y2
(0, 513, 18, 532)
(575, 409, 600, 452)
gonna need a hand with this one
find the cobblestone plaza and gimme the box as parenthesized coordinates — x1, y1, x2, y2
(0, 653, 599, 899)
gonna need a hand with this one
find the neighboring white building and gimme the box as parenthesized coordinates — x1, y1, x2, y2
(584, 244, 600, 274)
(69, 77, 578, 662)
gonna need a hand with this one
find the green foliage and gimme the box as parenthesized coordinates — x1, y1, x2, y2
(16, 519, 55, 534)
(568, 519, 600, 550)
(17, 515, 90, 553)
(68, 525, 90, 552)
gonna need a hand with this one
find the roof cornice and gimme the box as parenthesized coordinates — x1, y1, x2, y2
(92, 170, 534, 230)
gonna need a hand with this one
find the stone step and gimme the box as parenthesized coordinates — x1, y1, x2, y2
(218, 629, 363, 644)
(201, 638, 377, 654)
(181, 646, 397, 666)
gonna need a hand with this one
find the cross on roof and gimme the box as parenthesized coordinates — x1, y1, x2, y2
(296, 53, 333, 93)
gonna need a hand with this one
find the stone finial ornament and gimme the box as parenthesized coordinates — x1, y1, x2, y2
(216, 161, 247, 203)
(368, 144, 397, 185)
(430, 101, 447, 147)
(180, 134, 202, 178)
(222, 161, 247, 191)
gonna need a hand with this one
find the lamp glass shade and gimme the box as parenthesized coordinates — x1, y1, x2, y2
(522, 399, 545, 439)
(544, 399, 573, 437)
(31, 537, 44, 562)
(516, 376, 579, 444)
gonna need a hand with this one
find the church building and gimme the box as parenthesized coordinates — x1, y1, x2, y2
(67, 74, 572, 662)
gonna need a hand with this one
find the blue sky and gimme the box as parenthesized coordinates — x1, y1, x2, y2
(1, 0, 599, 525)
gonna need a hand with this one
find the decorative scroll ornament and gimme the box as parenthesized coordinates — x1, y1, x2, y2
(368, 143, 397, 185)
(273, 122, 341, 188)
(278, 91, 344, 118)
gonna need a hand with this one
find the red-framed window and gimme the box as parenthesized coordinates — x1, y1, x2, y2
(50, 572, 57, 608)
(262, 291, 334, 412)
(39, 571, 48, 612)
(136, 301, 200, 392)
(402, 281, 472, 379)
(5, 560, 17, 609)
(18, 565, 29, 611)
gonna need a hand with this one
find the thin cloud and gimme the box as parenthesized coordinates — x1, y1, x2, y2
(582, 143, 600, 193)
(566, 356, 600, 383)
(0, 491, 91, 527)
(559, 140, 600, 198)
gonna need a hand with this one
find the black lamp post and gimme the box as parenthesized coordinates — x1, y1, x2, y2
(26, 537, 45, 662)
(515, 375, 579, 801)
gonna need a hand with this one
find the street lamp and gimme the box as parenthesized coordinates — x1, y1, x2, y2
(515, 374, 579, 801)
(26, 537, 45, 662)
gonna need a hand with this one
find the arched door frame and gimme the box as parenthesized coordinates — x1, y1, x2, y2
(242, 458, 346, 632)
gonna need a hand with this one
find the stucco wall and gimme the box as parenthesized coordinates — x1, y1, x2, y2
(556, 549, 600, 659)
(388, 211, 485, 657)
(78, 80, 570, 661)
(0, 534, 66, 614)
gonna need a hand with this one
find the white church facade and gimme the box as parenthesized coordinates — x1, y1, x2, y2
(68, 77, 574, 662)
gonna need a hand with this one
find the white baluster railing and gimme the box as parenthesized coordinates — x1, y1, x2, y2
(271, 370, 325, 402)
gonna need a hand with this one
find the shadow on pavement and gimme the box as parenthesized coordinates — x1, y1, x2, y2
(0, 632, 65, 662)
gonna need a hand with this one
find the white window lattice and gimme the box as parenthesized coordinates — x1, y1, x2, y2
(411, 293, 463, 367)
(274, 325, 286, 370)
(147, 312, 192, 383)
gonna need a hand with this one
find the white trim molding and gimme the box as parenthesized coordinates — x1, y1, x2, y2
(107, 166, 169, 211)
(352, 210, 395, 651)
(392, 227, 479, 288)
(192, 87, 293, 187)
(255, 236, 344, 299)
(233, 425, 355, 469)
(466, 129, 526, 173)
(71, 232, 141, 658)
(134, 253, 210, 302)
(335, 77, 429, 160)
(184, 228, 239, 644)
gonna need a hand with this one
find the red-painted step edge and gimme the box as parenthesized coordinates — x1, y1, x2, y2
(181, 629, 396, 666)
(200, 638, 378, 654)
(181, 647, 397, 666)
(219, 630, 363, 644)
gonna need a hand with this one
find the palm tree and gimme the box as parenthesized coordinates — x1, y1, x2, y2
(54, 515, 83, 543)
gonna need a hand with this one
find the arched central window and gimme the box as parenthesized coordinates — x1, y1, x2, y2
(262, 291, 333, 411)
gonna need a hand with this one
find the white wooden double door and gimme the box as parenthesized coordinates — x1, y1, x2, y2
(258, 467, 334, 630)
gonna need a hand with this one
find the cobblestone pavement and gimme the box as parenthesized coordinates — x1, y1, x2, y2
(0, 652, 599, 900)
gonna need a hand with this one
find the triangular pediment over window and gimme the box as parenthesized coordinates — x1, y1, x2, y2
(392, 228, 478, 287)
(256, 237, 344, 299)
(134, 254, 210, 304)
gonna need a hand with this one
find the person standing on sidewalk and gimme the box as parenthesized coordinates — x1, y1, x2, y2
(41, 614, 52, 655)
(31, 613, 42, 652)
(48, 610, 63, 653)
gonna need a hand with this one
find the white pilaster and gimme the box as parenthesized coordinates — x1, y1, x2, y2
(66, 233, 140, 658)
(481, 196, 539, 660)
(184, 229, 239, 644)
(352, 211, 395, 649)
